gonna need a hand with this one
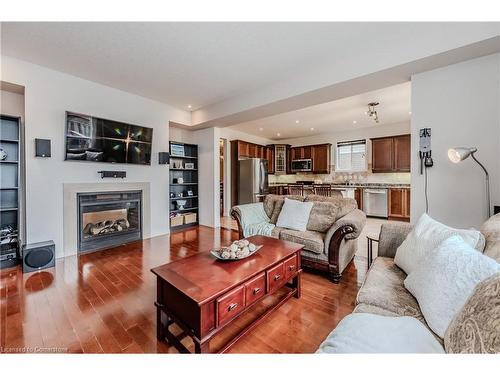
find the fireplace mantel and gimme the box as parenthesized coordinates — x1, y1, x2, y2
(63, 182, 151, 257)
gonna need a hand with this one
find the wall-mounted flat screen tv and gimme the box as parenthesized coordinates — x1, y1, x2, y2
(65, 112, 153, 165)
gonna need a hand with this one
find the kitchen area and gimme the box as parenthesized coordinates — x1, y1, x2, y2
(230, 134, 411, 222)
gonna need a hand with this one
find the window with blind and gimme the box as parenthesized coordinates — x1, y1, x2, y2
(336, 140, 367, 171)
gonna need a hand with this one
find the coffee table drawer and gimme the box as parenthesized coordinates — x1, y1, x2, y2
(245, 272, 266, 306)
(284, 254, 298, 280)
(267, 262, 285, 293)
(216, 285, 245, 326)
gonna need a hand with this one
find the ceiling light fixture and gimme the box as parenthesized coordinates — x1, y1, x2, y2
(276, 133, 281, 137)
(366, 102, 380, 123)
(353, 120, 357, 124)
(310, 127, 314, 131)
(409, 111, 412, 115)
(259, 127, 264, 131)
(295, 120, 300, 124)
(187, 105, 192, 109)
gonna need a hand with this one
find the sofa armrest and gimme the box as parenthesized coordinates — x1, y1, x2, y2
(378, 222, 413, 258)
(324, 209, 366, 281)
(230, 206, 244, 238)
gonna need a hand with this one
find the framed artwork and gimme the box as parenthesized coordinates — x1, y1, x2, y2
(170, 144, 185, 157)
(185, 162, 195, 169)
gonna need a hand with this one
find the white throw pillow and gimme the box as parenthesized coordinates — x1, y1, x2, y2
(394, 213, 484, 275)
(316, 313, 444, 353)
(275, 198, 314, 232)
(404, 236, 500, 338)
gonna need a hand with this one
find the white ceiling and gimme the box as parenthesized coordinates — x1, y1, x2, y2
(229, 82, 411, 140)
(3, 22, 496, 114)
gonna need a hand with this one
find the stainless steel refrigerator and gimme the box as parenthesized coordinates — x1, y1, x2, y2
(238, 158, 269, 204)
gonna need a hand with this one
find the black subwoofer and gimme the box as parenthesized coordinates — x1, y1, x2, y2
(22, 240, 55, 273)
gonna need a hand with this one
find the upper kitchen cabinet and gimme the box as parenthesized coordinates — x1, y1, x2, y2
(266, 146, 275, 174)
(371, 134, 410, 173)
(311, 144, 331, 174)
(289, 143, 331, 174)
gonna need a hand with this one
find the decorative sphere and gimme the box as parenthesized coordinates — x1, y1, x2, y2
(0, 148, 7, 161)
(230, 243, 238, 252)
(221, 251, 230, 259)
(248, 243, 256, 252)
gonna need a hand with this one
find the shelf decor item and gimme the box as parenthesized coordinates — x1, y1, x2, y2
(185, 162, 195, 169)
(211, 239, 263, 261)
(0, 147, 7, 160)
(170, 143, 185, 157)
(176, 200, 187, 210)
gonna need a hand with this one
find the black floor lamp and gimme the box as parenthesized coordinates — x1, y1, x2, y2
(448, 147, 491, 218)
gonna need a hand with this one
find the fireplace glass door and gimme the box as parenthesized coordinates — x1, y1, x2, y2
(78, 191, 142, 252)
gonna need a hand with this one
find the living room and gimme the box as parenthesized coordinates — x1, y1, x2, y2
(1, 2, 500, 373)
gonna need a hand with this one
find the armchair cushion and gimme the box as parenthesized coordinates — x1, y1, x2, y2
(275, 198, 314, 231)
(305, 195, 357, 220)
(279, 229, 325, 254)
(356, 257, 425, 322)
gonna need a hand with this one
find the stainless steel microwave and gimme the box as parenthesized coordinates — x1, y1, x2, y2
(291, 159, 312, 172)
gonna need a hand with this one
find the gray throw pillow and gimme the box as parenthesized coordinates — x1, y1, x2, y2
(444, 272, 500, 353)
(306, 201, 338, 232)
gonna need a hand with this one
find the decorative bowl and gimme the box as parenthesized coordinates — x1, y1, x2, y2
(211, 240, 263, 261)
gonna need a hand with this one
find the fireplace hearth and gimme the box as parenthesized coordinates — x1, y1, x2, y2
(77, 191, 142, 253)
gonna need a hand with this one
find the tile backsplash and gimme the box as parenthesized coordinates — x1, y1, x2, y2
(269, 165, 411, 185)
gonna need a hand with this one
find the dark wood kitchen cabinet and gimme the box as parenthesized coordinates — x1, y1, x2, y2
(388, 188, 410, 222)
(311, 144, 331, 174)
(266, 146, 275, 174)
(371, 134, 410, 173)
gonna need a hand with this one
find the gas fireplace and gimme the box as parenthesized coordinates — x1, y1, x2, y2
(77, 190, 142, 253)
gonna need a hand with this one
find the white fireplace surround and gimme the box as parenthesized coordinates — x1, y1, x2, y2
(63, 182, 151, 257)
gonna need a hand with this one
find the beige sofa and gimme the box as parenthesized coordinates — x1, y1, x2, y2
(318, 214, 500, 353)
(231, 194, 366, 282)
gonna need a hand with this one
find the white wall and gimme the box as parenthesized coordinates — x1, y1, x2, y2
(411, 53, 500, 228)
(169, 126, 193, 143)
(1, 56, 191, 257)
(190, 127, 220, 227)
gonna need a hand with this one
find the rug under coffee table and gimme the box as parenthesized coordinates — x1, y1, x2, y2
(151, 235, 303, 353)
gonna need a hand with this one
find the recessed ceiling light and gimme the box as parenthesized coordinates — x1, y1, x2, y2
(276, 133, 281, 137)
(295, 120, 300, 124)
(187, 105, 192, 109)
(408, 111, 412, 115)
(353, 120, 357, 124)
(259, 127, 264, 131)
(310, 127, 314, 131)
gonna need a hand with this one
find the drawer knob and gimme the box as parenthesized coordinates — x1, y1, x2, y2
(253, 287, 261, 295)
(274, 274, 281, 281)
(289, 265, 295, 271)
(228, 303, 238, 311)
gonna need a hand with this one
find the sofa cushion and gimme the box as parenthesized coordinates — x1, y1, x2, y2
(270, 226, 285, 239)
(394, 213, 485, 275)
(306, 201, 338, 232)
(356, 257, 424, 322)
(305, 195, 356, 220)
(264, 195, 305, 224)
(404, 236, 500, 338)
(279, 229, 325, 254)
(481, 213, 500, 262)
(316, 313, 444, 353)
(353, 303, 399, 317)
(444, 273, 500, 353)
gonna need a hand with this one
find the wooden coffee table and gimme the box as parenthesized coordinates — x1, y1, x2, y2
(151, 235, 303, 353)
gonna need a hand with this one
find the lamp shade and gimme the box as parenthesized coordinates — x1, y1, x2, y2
(448, 147, 477, 163)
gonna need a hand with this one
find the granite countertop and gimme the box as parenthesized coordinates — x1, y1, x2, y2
(269, 182, 410, 189)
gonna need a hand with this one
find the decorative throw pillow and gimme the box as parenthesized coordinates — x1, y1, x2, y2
(306, 201, 338, 232)
(444, 273, 500, 353)
(481, 213, 500, 262)
(404, 236, 500, 338)
(275, 198, 314, 232)
(269, 195, 305, 224)
(394, 213, 484, 275)
(316, 313, 444, 353)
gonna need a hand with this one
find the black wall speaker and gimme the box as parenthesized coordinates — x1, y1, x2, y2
(159, 152, 170, 165)
(22, 240, 55, 273)
(35, 138, 51, 157)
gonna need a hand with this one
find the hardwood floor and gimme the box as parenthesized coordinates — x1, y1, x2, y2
(0, 226, 366, 353)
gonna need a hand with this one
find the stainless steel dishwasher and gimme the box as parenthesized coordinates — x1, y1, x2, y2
(363, 188, 388, 218)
